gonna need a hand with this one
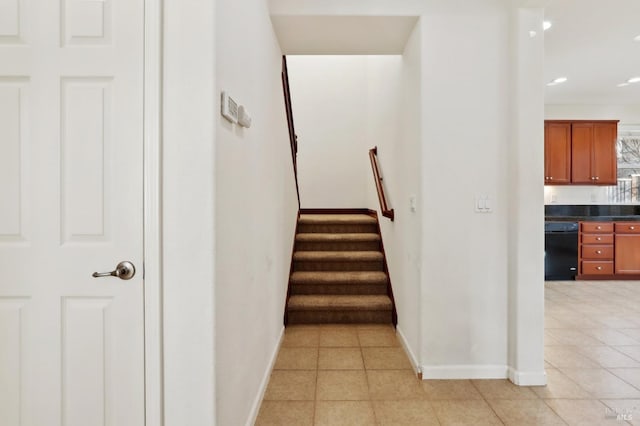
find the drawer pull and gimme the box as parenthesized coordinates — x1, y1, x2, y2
(631, 226, 636, 230)
(596, 237, 602, 241)
(596, 266, 603, 270)
(596, 250, 602, 254)
(596, 226, 602, 230)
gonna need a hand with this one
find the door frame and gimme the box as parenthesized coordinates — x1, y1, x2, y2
(143, 0, 163, 424)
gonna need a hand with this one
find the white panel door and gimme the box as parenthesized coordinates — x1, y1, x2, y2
(0, 0, 145, 425)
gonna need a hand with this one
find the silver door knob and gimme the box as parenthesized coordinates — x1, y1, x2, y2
(92, 261, 136, 280)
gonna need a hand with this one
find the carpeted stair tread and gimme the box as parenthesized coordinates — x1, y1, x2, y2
(286, 211, 395, 324)
(287, 295, 392, 311)
(296, 233, 380, 242)
(298, 214, 377, 225)
(290, 271, 388, 284)
(293, 251, 383, 262)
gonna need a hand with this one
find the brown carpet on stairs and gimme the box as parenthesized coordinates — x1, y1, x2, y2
(286, 213, 394, 325)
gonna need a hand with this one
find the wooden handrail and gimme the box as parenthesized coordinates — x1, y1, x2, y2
(281, 56, 301, 208)
(369, 146, 394, 221)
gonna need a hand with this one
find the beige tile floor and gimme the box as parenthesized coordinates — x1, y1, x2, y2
(256, 281, 640, 425)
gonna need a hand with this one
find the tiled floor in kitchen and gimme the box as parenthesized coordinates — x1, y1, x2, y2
(256, 281, 640, 425)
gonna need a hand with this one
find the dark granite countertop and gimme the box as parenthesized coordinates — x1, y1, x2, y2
(545, 205, 640, 222)
(545, 215, 640, 222)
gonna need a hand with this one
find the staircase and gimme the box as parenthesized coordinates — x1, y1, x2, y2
(286, 211, 395, 324)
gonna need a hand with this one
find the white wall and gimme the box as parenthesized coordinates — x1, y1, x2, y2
(162, 0, 217, 424)
(546, 104, 640, 124)
(368, 23, 423, 369)
(287, 56, 371, 208)
(215, 1, 299, 425)
(419, 9, 511, 377)
(544, 104, 640, 205)
(507, 6, 545, 385)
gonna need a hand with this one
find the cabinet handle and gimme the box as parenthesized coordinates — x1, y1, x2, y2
(596, 266, 603, 270)
(591, 177, 595, 180)
(596, 237, 602, 241)
(596, 226, 602, 230)
(596, 250, 602, 254)
(595, 176, 599, 180)
(549, 177, 553, 180)
(631, 226, 636, 230)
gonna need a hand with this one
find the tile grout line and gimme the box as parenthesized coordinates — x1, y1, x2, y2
(313, 338, 319, 425)
(539, 399, 571, 426)
(467, 380, 507, 426)
(357, 327, 378, 424)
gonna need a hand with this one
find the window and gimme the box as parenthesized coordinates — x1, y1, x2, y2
(606, 126, 640, 203)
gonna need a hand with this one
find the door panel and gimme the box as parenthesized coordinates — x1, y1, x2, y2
(571, 123, 593, 184)
(0, 78, 28, 242)
(0, 1, 145, 424)
(615, 234, 640, 274)
(61, 78, 112, 243)
(593, 122, 617, 185)
(544, 122, 571, 183)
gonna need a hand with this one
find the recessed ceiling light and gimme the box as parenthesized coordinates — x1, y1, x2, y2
(547, 77, 567, 86)
(618, 83, 630, 87)
(543, 21, 552, 31)
(628, 77, 640, 83)
(634, 35, 640, 42)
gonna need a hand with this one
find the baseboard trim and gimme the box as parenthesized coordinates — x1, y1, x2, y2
(508, 367, 547, 386)
(420, 364, 509, 380)
(245, 326, 285, 426)
(396, 325, 420, 376)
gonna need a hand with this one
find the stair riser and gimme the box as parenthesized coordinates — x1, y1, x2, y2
(287, 309, 392, 324)
(295, 241, 380, 251)
(297, 224, 378, 234)
(290, 283, 387, 296)
(293, 260, 384, 272)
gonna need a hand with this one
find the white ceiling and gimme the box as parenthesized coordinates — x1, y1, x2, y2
(271, 16, 419, 55)
(544, 0, 640, 105)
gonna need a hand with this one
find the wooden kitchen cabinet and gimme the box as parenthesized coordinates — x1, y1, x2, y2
(577, 221, 640, 279)
(544, 120, 618, 185)
(614, 222, 640, 274)
(579, 222, 614, 277)
(544, 122, 571, 184)
(571, 122, 618, 185)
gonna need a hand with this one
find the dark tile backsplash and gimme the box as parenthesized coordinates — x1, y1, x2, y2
(545, 204, 640, 217)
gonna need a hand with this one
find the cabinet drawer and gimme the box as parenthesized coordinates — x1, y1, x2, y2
(581, 234, 613, 244)
(614, 222, 640, 234)
(581, 245, 614, 259)
(581, 222, 613, 233)
(581, 261, 614, 275)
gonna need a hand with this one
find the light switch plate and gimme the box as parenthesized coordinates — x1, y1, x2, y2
(475, 194, 493, 213)
(221, 91, 238, 123)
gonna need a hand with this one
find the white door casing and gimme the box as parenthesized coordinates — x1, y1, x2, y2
(0, 0, 146, 425)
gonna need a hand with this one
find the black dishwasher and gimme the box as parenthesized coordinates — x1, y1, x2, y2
(545, 222, 579, 280)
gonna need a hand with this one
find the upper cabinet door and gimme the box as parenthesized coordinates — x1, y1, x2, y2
(544, 122, 571, 184)
(545, 120, 618, 186)
(592, 122, 618, 185)
(571, 123, 594, 184)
